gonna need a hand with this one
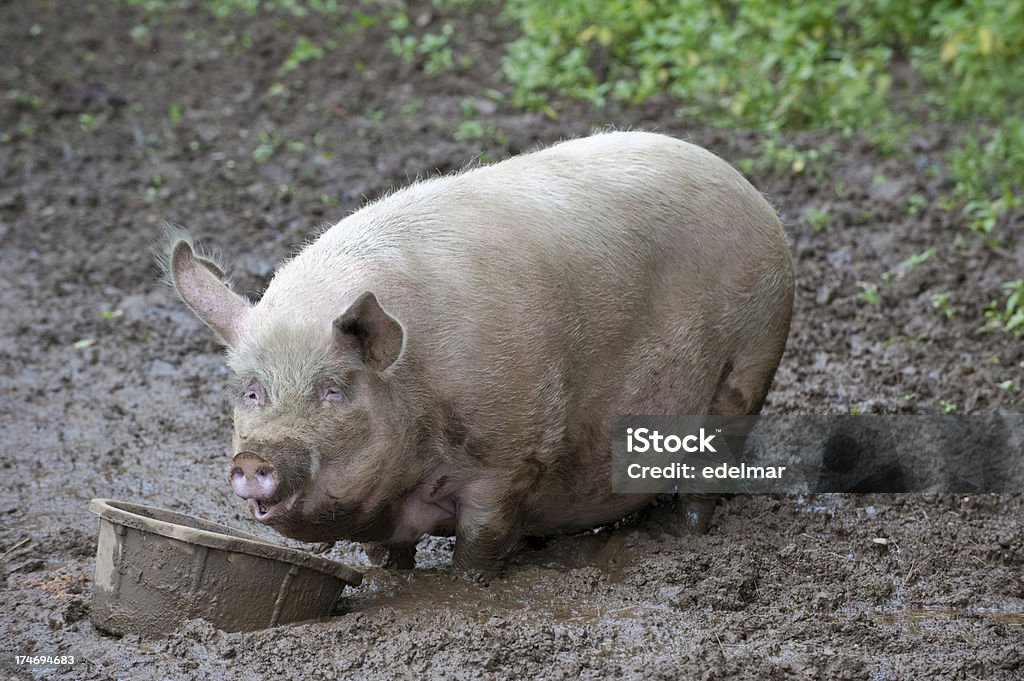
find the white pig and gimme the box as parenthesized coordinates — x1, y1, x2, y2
(165, 131, 794, 572)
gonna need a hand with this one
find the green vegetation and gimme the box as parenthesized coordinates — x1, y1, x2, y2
(7, 89, 42, 110)
(805, 207, 830, 233)
(947, 118, 1024, 234)
(386, 17, 472, 75)
(931, 292, 955, 320)
(280, 36, 324, 73)
(121, 0, 343, 18)
(499, 0, 1024, 254)
(500, 1, 1022, 129)
(898, 248, 936, 272)
(107, 0, 1022, 342)
(738, 139, 832, 180)
(454, 98, 508, 148)
(856, 281, 882, 306)
(167, 102, 183, 124)
(980, 279, 1024, 336)
(503, 0, 896, 131)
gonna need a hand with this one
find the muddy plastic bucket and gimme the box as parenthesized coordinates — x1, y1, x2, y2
(89, 498, 362, 637)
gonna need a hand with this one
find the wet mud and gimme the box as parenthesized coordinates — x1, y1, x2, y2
(1, 1, 1022, 679)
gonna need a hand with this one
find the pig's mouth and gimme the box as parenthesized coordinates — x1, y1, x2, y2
(249, 490, 301, 523)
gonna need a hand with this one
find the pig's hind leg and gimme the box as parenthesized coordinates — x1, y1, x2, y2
(363, 542, 417, 569)
(678, 356, 778, 532)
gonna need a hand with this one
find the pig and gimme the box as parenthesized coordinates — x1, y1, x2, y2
(163, 131, 794, 573)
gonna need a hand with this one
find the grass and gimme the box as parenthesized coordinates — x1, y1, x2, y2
(980, 280, 1024, 336)
(499, 0, 1024, 241)
(738, 139, 833, 180)
(497, 0, 1023, 345)
(499, 1, 1023, 129)
(805, 207, 830, 233)
(106, 0, 1024, 343)
(280, 35, 324, 73)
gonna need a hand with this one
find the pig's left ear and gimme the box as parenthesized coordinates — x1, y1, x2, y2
(168, 240, 251, 349)
(333, 291, 405, 371)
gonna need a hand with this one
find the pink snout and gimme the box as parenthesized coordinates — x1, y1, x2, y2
(229, 452, 278, 501)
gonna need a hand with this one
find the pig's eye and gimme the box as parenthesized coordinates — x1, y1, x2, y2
(319, 382, 346, 402)
(240, 381, 265, 407)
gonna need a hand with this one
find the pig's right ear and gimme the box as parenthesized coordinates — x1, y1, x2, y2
(168, 240, 250, 348)
(333, 292, 405, 372)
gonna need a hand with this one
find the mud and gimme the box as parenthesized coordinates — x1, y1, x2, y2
(1, 1, 1022, 679)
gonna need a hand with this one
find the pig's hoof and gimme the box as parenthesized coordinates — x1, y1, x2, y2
(454, 566, 494, 586)
(524, 535, 549, 551)
(677, 493, 718, 535)
(363, 542, 416, 569)
(451, 552, 502, 584)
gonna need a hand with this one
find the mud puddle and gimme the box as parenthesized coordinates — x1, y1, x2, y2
(872, 606, 1024, 627)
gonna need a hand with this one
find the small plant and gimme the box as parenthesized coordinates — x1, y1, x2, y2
(980, 279, 1024, 336)
(145, 174, 163, 200)
(741, 139, 831, 179)
(356, 108, 384, 139)
(387, 21, 461, 76)
(939, 399, 957, 414)
(388, 34, 418, 61)
(349, 9, 380, 29)
(267, 82, 289, 97)
(252, 131, 282, 163)
(454, 99, 507, 146)
(454, 120, 506, 146)
(167, 102, 183, 123)
(947, 117, 1024, 234)
(77, 113, 100, 132)
(906, 193, 928, 215)
(280, 36, 324, 73)
(7, 89, 42, 110)
(130, 24, 149, 44)
(898, 247, 936, 271)
(960, 192, 1020, 236)
(857, 281, 882, 305)
(805, 206, 830, 232)
(931, 292, 955, 320)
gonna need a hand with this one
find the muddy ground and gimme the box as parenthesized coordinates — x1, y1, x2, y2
(2, 1, 1022, 679)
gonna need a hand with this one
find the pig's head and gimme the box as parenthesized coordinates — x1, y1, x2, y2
(164, 235, 417, 544)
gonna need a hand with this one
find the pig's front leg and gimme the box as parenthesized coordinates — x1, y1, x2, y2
(363, 542, 417, 569)
(451, 481, 526, 579)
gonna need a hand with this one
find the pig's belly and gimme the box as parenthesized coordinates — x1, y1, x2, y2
(525, 492, 659, 536)
(389, 493, 457, 544)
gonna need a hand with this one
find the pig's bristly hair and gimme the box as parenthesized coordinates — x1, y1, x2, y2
(153, 223, 236, 291)
(227, 316, 360, 404)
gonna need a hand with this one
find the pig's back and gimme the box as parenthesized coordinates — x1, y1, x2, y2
(285, 130, 786, 339)
(268, 131, 791, 469)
